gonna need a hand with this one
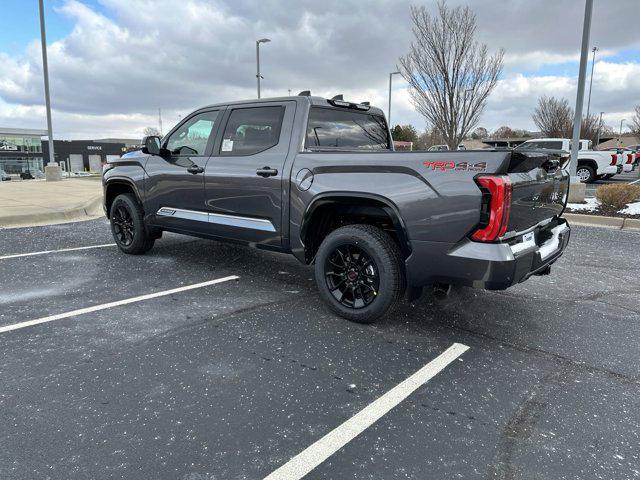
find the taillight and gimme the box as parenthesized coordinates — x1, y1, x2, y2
(627, 153, 633, 164)
(610, 154, 617, 166)
(471, 175, 512, 242)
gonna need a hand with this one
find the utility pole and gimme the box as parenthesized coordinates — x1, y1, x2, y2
(568, 0, 593, 202)
(585, 46, 598, 121)
(595, 111, 604, 146)
(388, 71, 401, 130)
(39, 0, 59, 180)
(256, 38, 271, 99)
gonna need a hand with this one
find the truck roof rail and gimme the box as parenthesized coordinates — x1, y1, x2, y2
(298, 90, 311, 96)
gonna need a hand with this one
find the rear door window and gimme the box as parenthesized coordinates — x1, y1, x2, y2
(220, 106, 285, 156)
(305, 107, 390, 150)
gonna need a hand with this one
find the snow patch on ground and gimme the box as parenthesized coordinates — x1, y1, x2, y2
(566, 198, 599, 212)
(619, 201, 640, 215)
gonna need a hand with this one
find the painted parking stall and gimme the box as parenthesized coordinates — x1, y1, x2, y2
(1, 219, 639, 479)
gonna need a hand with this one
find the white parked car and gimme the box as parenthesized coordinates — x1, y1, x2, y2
(427, 144, 466, 151)
(514, 138, 620, 183)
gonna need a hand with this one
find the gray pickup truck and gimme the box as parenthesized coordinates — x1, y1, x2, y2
(103, 93, 570, 323)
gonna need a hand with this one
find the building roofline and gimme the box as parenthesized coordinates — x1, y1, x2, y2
(0, 127, 48, 136)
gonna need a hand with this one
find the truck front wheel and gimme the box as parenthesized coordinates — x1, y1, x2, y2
(109, 193, 155, 255)
(314, 224, 406, 324)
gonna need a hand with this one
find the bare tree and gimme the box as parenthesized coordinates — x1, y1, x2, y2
(580, 114, 600, 143)
(492, 126, 515, 139)
(398, 2, 504, 150)
(632, 105, 640, 135)
(471, 127, 488, 139)
(532, 96, 573, 137)
(143, 126, 162, 137)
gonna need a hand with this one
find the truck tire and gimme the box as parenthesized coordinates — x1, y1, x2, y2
(109, 193, 155, 255)
(576, 164, 596, 183)
(314, 224, 406, 324)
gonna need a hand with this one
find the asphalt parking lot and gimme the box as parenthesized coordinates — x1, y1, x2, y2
(1, 219, 639, 480)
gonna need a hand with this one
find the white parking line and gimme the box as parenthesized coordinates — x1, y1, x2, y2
(0, 276, 239, 334)
(0, 243, 116, 260)
(263, 342, 470, 480)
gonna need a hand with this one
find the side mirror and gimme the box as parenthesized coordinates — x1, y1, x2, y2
(142, 136, 161, 155)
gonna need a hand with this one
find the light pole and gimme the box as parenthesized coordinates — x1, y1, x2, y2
(585, 46, 598, 121)
(39, 0, 57, 176)
(388, 71, 401, 130)
(595, 111, 604, 146)
(568, 0, 593, 202)
(619, 119, 625, 145)
(256, 38, 271, 99)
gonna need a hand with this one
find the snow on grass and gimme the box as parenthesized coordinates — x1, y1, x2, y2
(619, 201, 640, 215)
(566, 197, 599, 212)
(566, 197, 640, 215)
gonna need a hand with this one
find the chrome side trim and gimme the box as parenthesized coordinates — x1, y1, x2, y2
(209, 212, 276, 232)
(156, 207, 276, 232)
(157, 207, 208, 222)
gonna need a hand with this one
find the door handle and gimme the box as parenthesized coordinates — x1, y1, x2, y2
(187, 165, 204, 174)
(256, 166, 278, 177)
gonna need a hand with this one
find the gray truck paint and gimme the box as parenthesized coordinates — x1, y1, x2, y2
(103, 95, 570, 290)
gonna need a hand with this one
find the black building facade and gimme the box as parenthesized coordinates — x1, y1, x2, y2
(43, 140, 126, 173)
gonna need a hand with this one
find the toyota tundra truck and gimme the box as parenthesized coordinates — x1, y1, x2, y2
(103, 94, 571, 323)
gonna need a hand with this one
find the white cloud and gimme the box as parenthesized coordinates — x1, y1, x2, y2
(0, 0, 638, 138)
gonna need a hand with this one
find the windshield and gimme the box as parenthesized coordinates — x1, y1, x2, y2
(305, 107, 390, 150)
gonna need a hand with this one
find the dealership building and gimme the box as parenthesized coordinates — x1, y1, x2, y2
(0, 127, 139, 175)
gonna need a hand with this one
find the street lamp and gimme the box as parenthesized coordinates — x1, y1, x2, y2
(619, 119, 625, 142)
(256, 38, 271, 99)
(388, 71, 401, 130)
(568, 0, 593, 203)
(39, 0, 57, 177)
(585, 46, 598, 121)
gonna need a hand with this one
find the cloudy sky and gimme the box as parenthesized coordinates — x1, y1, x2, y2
(0, 0, 639, 139)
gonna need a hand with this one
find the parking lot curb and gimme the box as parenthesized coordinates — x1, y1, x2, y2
(562, 212, 640, 231)
(0, 195, 104, 228)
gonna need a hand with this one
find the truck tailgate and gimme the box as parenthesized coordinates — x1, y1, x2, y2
(505, 151, 569, 234)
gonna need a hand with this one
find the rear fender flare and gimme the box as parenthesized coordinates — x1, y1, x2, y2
(300, 192, 412, 257)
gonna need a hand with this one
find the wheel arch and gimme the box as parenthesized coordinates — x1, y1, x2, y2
(577, 158, 598, 170)
(300, 192, 411, 264)
(104, 178, 142, 219)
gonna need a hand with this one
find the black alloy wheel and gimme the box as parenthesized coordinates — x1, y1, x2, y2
(109, 193, 155, 254)
(314, 224, 405, 324)
(325, 244, 380, 309)
(112, 204, 135, 246)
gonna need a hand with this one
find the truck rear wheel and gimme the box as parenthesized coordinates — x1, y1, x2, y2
(314, 224, 405, 324)
(577, 165, 596, 183)
(109, 193, 155, 255)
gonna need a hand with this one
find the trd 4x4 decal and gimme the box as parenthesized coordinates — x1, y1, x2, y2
(423, 161, 487, 172)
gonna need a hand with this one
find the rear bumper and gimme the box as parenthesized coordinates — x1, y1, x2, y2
(598, 165, 619, 175)
(405, 218, 571, 290)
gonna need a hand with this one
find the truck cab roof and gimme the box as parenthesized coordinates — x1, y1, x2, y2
(199, 95, 386, 117)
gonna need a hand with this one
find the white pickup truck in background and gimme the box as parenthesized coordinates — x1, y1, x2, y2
(604, 147, 640, 174)
(514, 138, 620, 183)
